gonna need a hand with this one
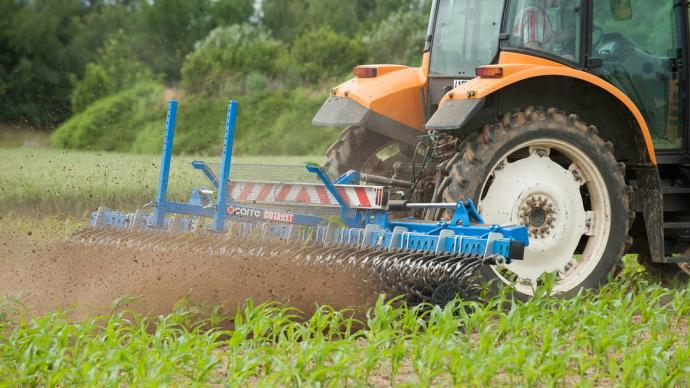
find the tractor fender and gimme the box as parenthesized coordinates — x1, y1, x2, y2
(313, 60, 428, 147)
(427, 51, 657, 165)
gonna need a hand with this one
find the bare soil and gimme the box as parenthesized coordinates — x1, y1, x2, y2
(0, 226, 380, 319)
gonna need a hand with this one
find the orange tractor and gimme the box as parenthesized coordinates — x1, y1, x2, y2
(314, 0, 690, 298)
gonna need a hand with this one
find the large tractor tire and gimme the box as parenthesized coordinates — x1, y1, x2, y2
(638, 254, 690, 286)
(324, 126, 414, 178)
(444, 107, 633, 298)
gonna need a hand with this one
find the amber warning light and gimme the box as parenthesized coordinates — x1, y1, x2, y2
(353, 66, 378, 78)
(476, 66, 504, 78)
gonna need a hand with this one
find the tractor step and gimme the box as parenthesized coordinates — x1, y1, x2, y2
(663, 221, 690, 229)
(663, 256, 690, 264)
(662, 222, 690, 243)
(662, 186, 690, 195)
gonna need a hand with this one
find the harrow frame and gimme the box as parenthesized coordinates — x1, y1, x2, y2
(92, 100, 529, 263)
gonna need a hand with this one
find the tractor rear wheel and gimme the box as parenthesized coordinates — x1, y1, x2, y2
(444, 107, 632, 299)
(324, 126, 414, 178)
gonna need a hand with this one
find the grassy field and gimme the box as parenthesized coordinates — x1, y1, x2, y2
(0, 148, 321, 217)
(1, 269, 688, 386)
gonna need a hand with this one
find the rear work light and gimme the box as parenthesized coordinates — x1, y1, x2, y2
(476, 66, 504, 78)
(353, 66, 378, 78)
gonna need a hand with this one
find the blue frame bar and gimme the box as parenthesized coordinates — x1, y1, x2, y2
(306, 164, 349, 209)
(153, 100, 178, 227)
(191, 161, 219, 189)
(212, 101, 238, 232)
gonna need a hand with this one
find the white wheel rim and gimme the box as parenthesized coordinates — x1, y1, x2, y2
(477, 139, 612, 295)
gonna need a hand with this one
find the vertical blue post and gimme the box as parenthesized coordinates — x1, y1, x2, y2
(212, 100, 238, 232)
(154, 100, 178, 227)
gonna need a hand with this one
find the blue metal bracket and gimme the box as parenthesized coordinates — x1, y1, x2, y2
(306, 163, 349, 210)
(306, 163, 369, 228)
(450, 200, 484, 226)
(153, 100, 178, 228)
(212, 100, 238, 232)
(191, 161, 219, 189)
(335, 170, 361, 185)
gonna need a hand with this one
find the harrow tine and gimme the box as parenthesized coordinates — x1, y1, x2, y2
(67, 226, 497, 306)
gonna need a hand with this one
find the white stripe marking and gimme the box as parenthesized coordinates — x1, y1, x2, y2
(230, 183, 245, 200)
(246, 183, 264, 201)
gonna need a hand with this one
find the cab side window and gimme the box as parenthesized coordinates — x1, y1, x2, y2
(505, 0, 582, 62)
(592, 0, 684, 150)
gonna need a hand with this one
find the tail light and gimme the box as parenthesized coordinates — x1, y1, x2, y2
(476, 66, 503, 78)
(353, 66, 378, 78)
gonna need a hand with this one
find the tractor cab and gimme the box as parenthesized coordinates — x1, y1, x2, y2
(426, 0, 688, 154)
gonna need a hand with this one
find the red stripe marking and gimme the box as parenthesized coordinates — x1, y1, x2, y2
(257, 184, 274, 202)
(355, 187, 371, 208)
(295, 187, 309, 203)
(315, 186, 331, 204)
(276, 184, 292, 201)
(238, 183, 255, 201)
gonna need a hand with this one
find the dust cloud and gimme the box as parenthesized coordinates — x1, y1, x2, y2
(0, 229, 381, 319)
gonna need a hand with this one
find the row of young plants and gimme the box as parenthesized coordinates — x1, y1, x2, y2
(1, 263, 688, 387)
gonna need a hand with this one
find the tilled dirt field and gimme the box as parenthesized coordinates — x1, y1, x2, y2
(0, 225, 381, 319)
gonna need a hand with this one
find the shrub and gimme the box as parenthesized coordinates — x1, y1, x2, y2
(54, 81, 337, 156)
(181, 24, 286, 96)
(234, 88, 338, 155)
(71, 31, 155, 113)
(290, 26, 366, 83)
(362, 10, 427, 66)
(146, 88, 338, 156)
(52, 82, 164, 151)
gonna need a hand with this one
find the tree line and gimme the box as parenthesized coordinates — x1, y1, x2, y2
(1, 0, 431, 129)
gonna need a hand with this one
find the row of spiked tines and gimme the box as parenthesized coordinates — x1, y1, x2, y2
(70, 228, 497, 306)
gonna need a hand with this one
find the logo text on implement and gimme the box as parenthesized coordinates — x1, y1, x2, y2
(263, 210, 294, 223)
(227, 206, 294, 223)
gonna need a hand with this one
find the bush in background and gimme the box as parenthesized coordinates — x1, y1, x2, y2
(290, 26, 366, 83)
(52, 82, 164, 151)
(181, 25, 286, 96)
(363, 10, 428, 66)
(53, 82, 337, 156)
(71, 31, 156, 113)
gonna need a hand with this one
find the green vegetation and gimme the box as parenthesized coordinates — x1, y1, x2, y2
(1, 0, 430, 155)
(1, 269, 688, 386)
(0, 148, 320, 217)
(51, 83, 339, 155)
(52, 82, 165, 152)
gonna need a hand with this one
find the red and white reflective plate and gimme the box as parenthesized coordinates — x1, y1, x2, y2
(228, 181, 387, 209)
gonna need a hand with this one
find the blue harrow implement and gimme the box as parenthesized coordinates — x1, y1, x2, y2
(77, 100, 529, 304)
